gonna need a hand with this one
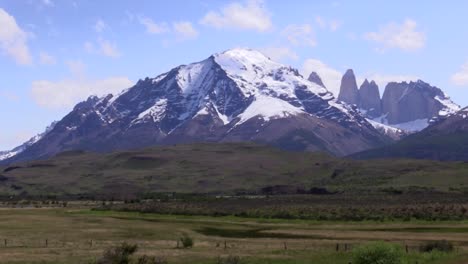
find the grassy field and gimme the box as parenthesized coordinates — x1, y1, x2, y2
(2, 143, 468, 199)
(0, 208, 467, 264)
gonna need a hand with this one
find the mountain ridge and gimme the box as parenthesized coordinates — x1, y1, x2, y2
(0, 49, 390, 164)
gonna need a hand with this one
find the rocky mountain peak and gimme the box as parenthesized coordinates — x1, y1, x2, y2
(307, 72, 326, 88)
(338, 69, 359, 105)
(359, 79, 382, 118)
(381, 80, 460, 127)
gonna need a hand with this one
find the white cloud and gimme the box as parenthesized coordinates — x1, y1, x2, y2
(260, 47, 298, 62)
(281, 24, 316, 47)
(39, 51, 56, 65)
(139, 16, 169, 34)
(302, 59, 342, 95)
(0, 8, 32, 65)
(31, 59, 132, 109)
(173, 21, 199, 40)
(315, 16, 341, 32)
(84, 38, 121, 58)
(200, 0, 272, 32)
(451, 62, 468, 86)
(98, 38, 120, 58)
(94, 19, 107, 33)
(365, 19, 426, 52)
(31, 77, 133, 109)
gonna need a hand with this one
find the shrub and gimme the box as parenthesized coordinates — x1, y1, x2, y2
(179, 234, 194, 248)
(352, 242, 404, 264)
(137, 255, 168, 264)
(216, 255, 241, 264)
(97, 242, 138, 264)
(420, 240, 454, 253)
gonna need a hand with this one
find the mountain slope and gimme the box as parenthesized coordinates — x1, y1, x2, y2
(1, 142, 468, 198)
(0, 122, 57, 161)
(2, 49, 390, 164)
(352, 107, 468, 161)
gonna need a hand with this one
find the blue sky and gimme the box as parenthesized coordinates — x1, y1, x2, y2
(1, 0, 468, 150)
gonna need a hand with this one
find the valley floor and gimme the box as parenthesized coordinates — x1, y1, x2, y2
(0, 208, 468, 263)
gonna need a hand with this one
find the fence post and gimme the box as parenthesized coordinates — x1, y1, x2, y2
(283, 242, 287, 250)
(405, 244, 408, 253)
(224, 240, 227, 250)
(336, 243, 339, 251)
(45, 239, 48, 248)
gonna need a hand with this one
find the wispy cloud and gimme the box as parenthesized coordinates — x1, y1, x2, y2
(365, 19, 426, 52)
(39, 51, 56, 65)
(173, 21, 199, 40)
(451, 61, 468, 86)
(281, 24, 316, 47)
(84, 38, 121, 58)
(0, 8, 33, 65)
(31, 60, 132, 109)
(200, 0, 272, 32)
(94, 19, 107, 33)
(139, 16, 169, 34)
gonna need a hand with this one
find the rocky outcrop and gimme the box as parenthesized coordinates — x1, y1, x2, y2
(337, 69, 359, 106)
(359, 79, 382, 118)
(307, 72, 326, 88)
(381, 80, 458, 124)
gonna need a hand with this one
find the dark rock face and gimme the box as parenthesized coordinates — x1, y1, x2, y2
(337, 69, 359, 106)
(1, 49, 391, 164)
(307, 72, 326, 88)
(381, 80, 453, 124)
(359, 79, 382, 118)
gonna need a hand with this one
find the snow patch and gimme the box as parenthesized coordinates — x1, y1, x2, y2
(237, 96, 304, 125)
(392, 118, 429, 132)
(435, 95, 460, 116)
(133, 99, 168, 124)
(366, 118, 402, 134)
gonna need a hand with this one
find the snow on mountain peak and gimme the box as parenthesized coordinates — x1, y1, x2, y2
(213, 48, 331, 99)
(237, 96, 305, 125)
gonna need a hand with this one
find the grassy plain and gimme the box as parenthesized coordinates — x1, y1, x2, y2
(0, 208, 467, 263)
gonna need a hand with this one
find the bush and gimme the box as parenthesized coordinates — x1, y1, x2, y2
(179, 234, 194, 248)
(352, 242, 404, 264)
(420, 240, 454, 253)
(216, 255, 241, 264)
(97, 243, 138, 264)
(137, 255, 168, 264)
(95, 243, 167, 264)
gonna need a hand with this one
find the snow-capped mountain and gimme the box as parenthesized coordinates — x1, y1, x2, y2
(0, 121, 57, 161)
(1, 49, 391, 164)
